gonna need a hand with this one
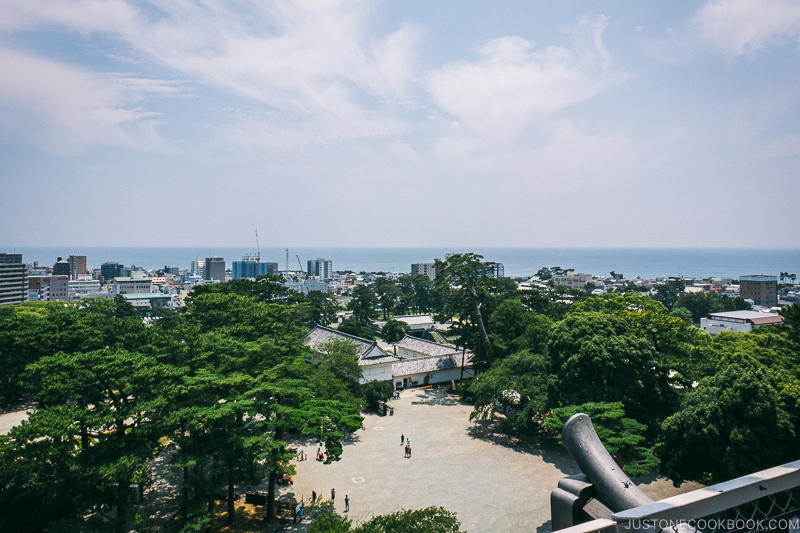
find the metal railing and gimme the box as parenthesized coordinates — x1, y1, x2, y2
(552, 414, 800, 533)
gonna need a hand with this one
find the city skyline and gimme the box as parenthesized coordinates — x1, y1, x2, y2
(2, 1, 800, 248)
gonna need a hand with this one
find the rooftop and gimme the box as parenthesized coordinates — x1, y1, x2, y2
(740, 275, 778, 282)
(392, 314, 435, 326)
(392, 354, 465, 376)
(303, 325, 397, 365)
(706, 310, 783, 325)
(395, 335, 463, 357)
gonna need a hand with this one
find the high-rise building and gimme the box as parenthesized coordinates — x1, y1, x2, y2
(101, 262, 124, 281)
(53, 257, 71, 277)
(0, 253, 28, 306)
(232, 256, 279, 279)
(411, 262, 438, 280)
(28, 275, 69, 301)
(307, 258, 333, 280)
(191, 258, 205, 278)
(740, 275, 778, 307)
(205, 256, 226, 282)
(68, 255, 87, 280)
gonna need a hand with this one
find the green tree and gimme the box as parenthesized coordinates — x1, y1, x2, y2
(354, 506, 465, 533)
(547, 312, 677, 430)
(348, 285, 379, 323)
(436, 253, 495, 365)
(9, 348, 180, 533)
(0, 303, 57, 406)
(374, 277, 401, 319)
(487, 299, 552, 358)
(313, 338, 363, 396)
(657, 364, 796, 485)
(362, 380, 393, 412)
(337, 317, 377, 340)
(309, 506, 464, 533)
(690, 330, 800, 439)
(653, 279, 685, 310)
(180, 288, 363, 524)
(674, 290, 749, 324)
(305, 290, 340, 326)
(543, 402, 659, 477)
(779, 303, 800, 346)
(435, 253, 516, 368)
(309, 511, 353, 533)
(572, 293, 707, 386)
(382, 319, 411, 343)
(464, 350, 549, 435)
(189, 274, 291, 302)
(670, 306, 693, 324)
(398, 274, 437, 314)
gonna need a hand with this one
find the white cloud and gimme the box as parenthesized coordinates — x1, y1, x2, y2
(0, 47, 171, 153)
(425, 16, 625, 146)
(692, 0, 800, 56)
(0, 0, 423, 148)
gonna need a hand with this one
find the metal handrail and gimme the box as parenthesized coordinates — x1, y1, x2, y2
(556, 413, 800, 533)
(613, 460, 800, 524)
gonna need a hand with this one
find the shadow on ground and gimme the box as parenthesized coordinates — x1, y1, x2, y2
(466, 417, 580, 476)
(405, 386, 465, 406)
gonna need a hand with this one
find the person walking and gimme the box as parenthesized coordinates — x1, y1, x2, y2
(312, 490, 316, 504)
(408, 445, 412, 458)
(331, 488, 336, 504)
(401, 433, 404, 445)
(345, 495, 350, 512)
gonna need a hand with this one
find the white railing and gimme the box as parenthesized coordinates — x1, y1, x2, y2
(612, 460, 800, 533)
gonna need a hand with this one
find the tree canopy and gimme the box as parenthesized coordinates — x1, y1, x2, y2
(0, 279, 364, 531)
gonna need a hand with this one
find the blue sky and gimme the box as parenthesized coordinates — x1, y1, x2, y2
(1, 0, 799, 248)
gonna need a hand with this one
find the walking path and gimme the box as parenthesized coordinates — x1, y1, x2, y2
(0, 402, 33, 435)
(284, 387, 577, 532)
(279, 387, 698, 532)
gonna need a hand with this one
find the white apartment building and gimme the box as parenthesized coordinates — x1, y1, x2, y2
(411, 262, 437, 280)
(113, 270, 153, 295)
(552, 272, 594, 290)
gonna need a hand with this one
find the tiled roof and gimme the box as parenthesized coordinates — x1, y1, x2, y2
(395, 335, 462, 357)
(303, 326, 397, 366)
(392, 352, 472, 377)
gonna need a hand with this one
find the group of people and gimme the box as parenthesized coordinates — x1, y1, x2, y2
(401, 433, 412, 458)
(310, 488, 349, 512)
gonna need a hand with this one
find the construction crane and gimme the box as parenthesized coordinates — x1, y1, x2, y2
(296, 254, 305, 276)
(255, 230, 261, 265)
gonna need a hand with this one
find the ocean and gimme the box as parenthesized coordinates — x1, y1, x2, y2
(4, 246, 800, 280)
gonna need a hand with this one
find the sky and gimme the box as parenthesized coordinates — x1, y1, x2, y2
(1, 0, 799, 249)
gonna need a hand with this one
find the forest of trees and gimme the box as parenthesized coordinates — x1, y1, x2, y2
(1, 258, 799, 531)
(0, 278, 364, 532)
